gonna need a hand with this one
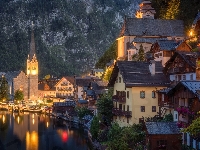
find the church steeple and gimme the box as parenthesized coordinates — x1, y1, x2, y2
(135, 1, 156, 19)
(26, 22, 38, 101)
(29, 22, 36, 60)
(27, 22, 38, 76)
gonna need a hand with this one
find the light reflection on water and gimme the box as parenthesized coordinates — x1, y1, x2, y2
(0, 111, 90, 150)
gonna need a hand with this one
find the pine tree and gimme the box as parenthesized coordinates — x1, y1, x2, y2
(0, 75, 9, 102)
(138, 44, 145, 61)
(14, 89, 24, 102)
(165, 0, 180, 19)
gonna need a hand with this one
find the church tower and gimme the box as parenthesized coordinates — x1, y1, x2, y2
(27, 23, 38, 101)
(135, 1, 156, 19)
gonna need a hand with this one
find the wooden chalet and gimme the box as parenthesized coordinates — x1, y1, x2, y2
(145, 122, 181, 150)
(150, 40, 192, 67)
(163, 51, 199, 85)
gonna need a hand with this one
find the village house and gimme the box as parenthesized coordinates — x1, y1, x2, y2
(54, 76, 74, 99)
(38, 77, 57, 100)
(145, 122, 181, 150)
(150, 40, 192, 66)
(108, 60, 170, 126)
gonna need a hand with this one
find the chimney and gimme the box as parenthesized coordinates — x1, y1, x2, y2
(149, 60, 155, 75)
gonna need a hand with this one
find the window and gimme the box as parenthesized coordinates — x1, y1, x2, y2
(157, 140, 167, 147)
(190, 74, 193, 80)
(178, 75, 182, 81)
(116, 78, 118, 83)
(141, 106, 145, 112)
(119, 104, 122, 110)
(152, 91, 156, 98)
(182, 75, 186, 80)
(127, 117, 129, 123)
(140, 91, 145, 98)
(127, 91, 129, 99)
(119, 77, 121, 83)
(152, 106, 156, 112)
(127, 105, 129, 111)
(123, 105, 125, 111)
(162, 94, 164, 101)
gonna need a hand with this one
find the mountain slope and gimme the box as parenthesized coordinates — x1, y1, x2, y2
(0, 0, 141, 78)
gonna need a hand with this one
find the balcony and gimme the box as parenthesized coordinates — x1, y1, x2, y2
(112, 95, 126, 103)
(159, 102, 174, 108)
(112, 108, 132, 117)
(168, 67, 185, 74)
(124, 111, 132, 117)
(112, 108, 124, 116)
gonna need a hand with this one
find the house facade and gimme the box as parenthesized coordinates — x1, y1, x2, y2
(108, 61, 170, 126)
(54, 76, 74, 99)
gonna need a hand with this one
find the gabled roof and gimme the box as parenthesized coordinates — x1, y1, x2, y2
(168, 81, 200, 99)
(108, 61, 170, 87)
(5, 71, 22, 82)
(156, 40, 179, 51)
(145, 122, 180, 134)
(192, 12, 200, 30)
(164, 51, 198, 72)
(118, 18, 184, 38)
(75, 76, 100, 87)
(55, 76, 74, 87)
(38, 82, 56, 91)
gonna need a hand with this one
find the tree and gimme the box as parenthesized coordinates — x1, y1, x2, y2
(0, 75, 9, 102)
(75, 106, 93, 119)
(107, 123, 145, 150)
(95, 41, 117, 69)
(96, 94, 113, 126)
(138, 44, 145, 61)
(14, 89, 24, 102)
(102, 66, 114, 81)
(90, 116, 100, 140)
(132, 53, 139, 61)
(165, 0, 180, 19)
(182, 117, 200, 136)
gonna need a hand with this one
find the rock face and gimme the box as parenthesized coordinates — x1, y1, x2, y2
(0, 0, 140, 77)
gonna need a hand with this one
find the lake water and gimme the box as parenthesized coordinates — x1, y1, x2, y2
(0, 111, 91, 150)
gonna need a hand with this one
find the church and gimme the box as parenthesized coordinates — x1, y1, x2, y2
(5, 26, 38, 101)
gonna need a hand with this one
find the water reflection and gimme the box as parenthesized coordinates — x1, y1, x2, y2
(0, 112, 90, 150)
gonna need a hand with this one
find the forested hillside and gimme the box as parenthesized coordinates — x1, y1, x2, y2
(0, 0, 140, 78)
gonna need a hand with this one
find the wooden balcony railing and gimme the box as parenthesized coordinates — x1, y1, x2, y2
(159, 102, 174, 108)
(112, 95, 126, 103)
(112, 108, 132, 117)
(124, 111, 132, 117)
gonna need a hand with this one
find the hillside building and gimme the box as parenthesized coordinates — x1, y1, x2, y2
(117, 0, 185, 61)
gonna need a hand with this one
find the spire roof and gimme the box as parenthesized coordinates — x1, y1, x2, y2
(29, 24, 36, 60)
